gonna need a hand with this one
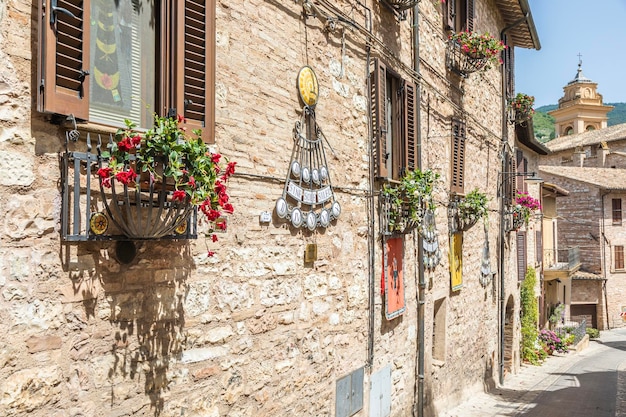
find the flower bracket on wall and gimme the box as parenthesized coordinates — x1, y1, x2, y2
(446, 32, 506, 77)
(447, 189, 488, 233)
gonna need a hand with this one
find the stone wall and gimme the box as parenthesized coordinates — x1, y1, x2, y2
(0, 0, 523, 416)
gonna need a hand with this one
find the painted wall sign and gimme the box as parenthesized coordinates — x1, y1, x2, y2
(450, 232, 463, 291)
(383, 237, 406, 319)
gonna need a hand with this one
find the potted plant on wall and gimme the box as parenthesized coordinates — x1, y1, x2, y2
(510, 190, 541, 231)
(97, 114, 236, 255)
(381, 169, 440, 235)
(448, 31, 507, 75)
(448, 188, 488, 233)
(509, 93, 535, 124)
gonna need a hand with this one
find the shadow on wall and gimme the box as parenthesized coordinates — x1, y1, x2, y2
(63, 241, 191, 416)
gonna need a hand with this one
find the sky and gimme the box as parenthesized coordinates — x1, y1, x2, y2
(515, 0, 626, 108)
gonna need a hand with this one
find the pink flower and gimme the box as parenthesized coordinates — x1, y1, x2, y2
(172, 190, 187, 202)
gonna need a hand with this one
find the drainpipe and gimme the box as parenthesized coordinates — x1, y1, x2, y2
(601, 192, 608, 329)
(498, 13, 528, 386)
(412, 5, 425, 417)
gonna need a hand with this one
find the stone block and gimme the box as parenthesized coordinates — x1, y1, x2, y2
(26, 335, 62, 353)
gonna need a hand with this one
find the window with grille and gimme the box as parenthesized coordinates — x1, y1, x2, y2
(37, 0, 215, 143)
(371, 59, 419, 180)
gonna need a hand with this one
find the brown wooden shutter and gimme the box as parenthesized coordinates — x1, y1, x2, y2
(465, 0, 474, 32)
(615, 246, 625, 270)
(505, 45, 515, 98)
(445, 0, 456, 31)
(536, 230, 543, 265)
(38, 0, 90, 120)
(612, 198, 622, 225)
(372, 59, 389, 178)
(404, 80, 418, 173)
(450, 119, 465, 195)
(517, 231, 527, 281)
(515, 150, 524, 192)
(175, 0, 216, 143)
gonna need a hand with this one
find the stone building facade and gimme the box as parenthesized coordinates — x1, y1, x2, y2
(0, 0, 540, 416)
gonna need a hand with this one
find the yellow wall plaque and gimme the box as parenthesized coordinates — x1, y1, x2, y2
(297, 66, 319, 107)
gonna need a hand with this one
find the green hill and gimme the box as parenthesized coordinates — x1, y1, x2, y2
(531, 102, 626, 143)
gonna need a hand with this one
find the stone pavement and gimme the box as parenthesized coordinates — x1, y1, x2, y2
(439, 336, 607, 417)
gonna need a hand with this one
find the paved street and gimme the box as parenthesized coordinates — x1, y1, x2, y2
(440, 328, 626, 417)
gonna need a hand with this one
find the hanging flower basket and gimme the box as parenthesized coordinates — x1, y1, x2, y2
(380, 0, 420, 11)
(506, 205, 528, 232)
(380, 169, 439, 235)
(447, 32, 506, 76)
(448, 189, 488, 233)
(97, 114, 236, 253)
(509, 93, 535, 124)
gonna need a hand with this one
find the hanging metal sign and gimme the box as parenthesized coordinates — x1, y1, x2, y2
(274, 66, 340, 231)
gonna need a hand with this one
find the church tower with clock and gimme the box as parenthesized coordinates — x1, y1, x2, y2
(548, 56, 613, 137)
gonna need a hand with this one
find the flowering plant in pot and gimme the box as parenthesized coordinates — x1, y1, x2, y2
(97, 114, 236, 255)
(448, 31, 506, 70)
(449, 188, 488, 232)
(509, 93, 535, 122)
(512, 191, 541, 227)
(381, 169, 440, 234)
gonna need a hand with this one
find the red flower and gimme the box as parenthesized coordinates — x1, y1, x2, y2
(172, 190, 187, 202)
(207, 250, 215, 257)
(101, 177, 111, 188)
(177, 114, 186, 124)
(211, 153, 222, 164)
(222, 203, 234, 214)
(211, 234, 218, 242)
(216, 221, 227, 230)
(115, 168, 136, 185)
(97, 167, 112, 179)
(188, 176, 196, 188)
(130, 134, 142, 146)
(117, 137, 133, 152)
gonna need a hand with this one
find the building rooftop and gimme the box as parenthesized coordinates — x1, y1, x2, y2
(545, 123, 626, 152)
(538, 166, 626, 191)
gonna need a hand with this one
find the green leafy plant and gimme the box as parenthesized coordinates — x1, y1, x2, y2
(586, 328, 600, 339)
(448, 31, 506, 70)
(548, 302, 565, 325)
(381, 169, 440, 233)
(521, 267, 542, 364)
(457, 188, 488, 224)
(97, 114, 236, 256)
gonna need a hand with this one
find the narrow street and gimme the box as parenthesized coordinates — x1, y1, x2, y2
(441, 328, 626, 417)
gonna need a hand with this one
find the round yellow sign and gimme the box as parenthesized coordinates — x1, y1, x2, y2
(297, 66, 319, 107)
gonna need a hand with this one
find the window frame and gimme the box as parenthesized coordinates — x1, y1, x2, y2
(37, 0, 216, 143)
(614, 245, 625, 271)
(372, 58, 419, 181)
(612, 198, 622, 226)
(444, 0, 475, 33)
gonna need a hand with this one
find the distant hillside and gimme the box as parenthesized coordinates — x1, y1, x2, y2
(531, 103, 626, 143)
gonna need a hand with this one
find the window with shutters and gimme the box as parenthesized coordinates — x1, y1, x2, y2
(443, 0, 474, 33)
(612, 198, 622, 225)
(450, 119, 466, 195)
(615, 246, 625, 270)
(517, 231, 527, 281)
(38, 0, 215, 143)
(372, 59, 419, 180)
(516, 150, 528, 194)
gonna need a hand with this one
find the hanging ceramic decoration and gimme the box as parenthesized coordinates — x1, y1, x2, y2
(479, 222, 492, 287)
(274, 66, 340, 231)
(420, 209, 442, 272)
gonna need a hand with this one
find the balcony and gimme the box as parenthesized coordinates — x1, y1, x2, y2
(544, 247, 581, 280)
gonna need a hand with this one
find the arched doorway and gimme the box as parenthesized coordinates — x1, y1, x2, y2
(503, 295, 515, 375)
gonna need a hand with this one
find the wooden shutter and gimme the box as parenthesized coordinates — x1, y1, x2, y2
(444, 0, 456, 31)
(372, 59, 389, 178)
(404, 80, 418, 173)
(38, 0, 90, 119)
(615, 246, 625, 270)
(612, 198, 622, 225)
(175, 0, 216, 143)
(465, 0, 474, 32)
(450, 119, 465, 195)
(517, 231, 527, 281)
(515, 150, 524, 192)
(505, 45, 515, 98)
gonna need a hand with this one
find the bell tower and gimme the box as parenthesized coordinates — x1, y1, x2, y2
(548, 55, 613, 137)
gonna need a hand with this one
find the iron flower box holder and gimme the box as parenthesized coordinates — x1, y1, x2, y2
(506, 191, 541, 232)
(447, 31, 506, 77)
(509, 93, 535, 124)
(380, 169, 439, 236)
(448, 188, 488, 233)
(97, 115, 236, 242)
